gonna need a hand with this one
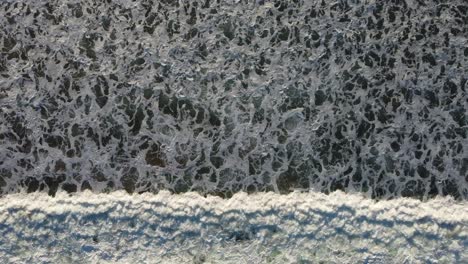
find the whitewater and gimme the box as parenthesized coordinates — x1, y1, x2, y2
(0, 191, 466, 263)
(1, 0, 468, 263)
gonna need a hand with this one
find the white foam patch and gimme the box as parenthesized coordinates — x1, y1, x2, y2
(0, 191, 467, 263)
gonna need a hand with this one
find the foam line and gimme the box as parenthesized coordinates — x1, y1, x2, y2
(1, 191, 466, 263)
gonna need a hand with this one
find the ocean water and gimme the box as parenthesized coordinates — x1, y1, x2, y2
(0, 0, 467, 263)
(1, 0, 467, 199)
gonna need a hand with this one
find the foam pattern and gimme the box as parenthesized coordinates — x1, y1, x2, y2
(0, 191, 466, 263)
(0, 0, 467, 199)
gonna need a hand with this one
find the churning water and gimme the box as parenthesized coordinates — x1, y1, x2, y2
(0, 0, 467, 263)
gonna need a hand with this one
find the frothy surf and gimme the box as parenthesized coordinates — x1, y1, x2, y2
(1, 0, 467, 200)
(0, 191, 466, 263)
(1, 0, 468, 262)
